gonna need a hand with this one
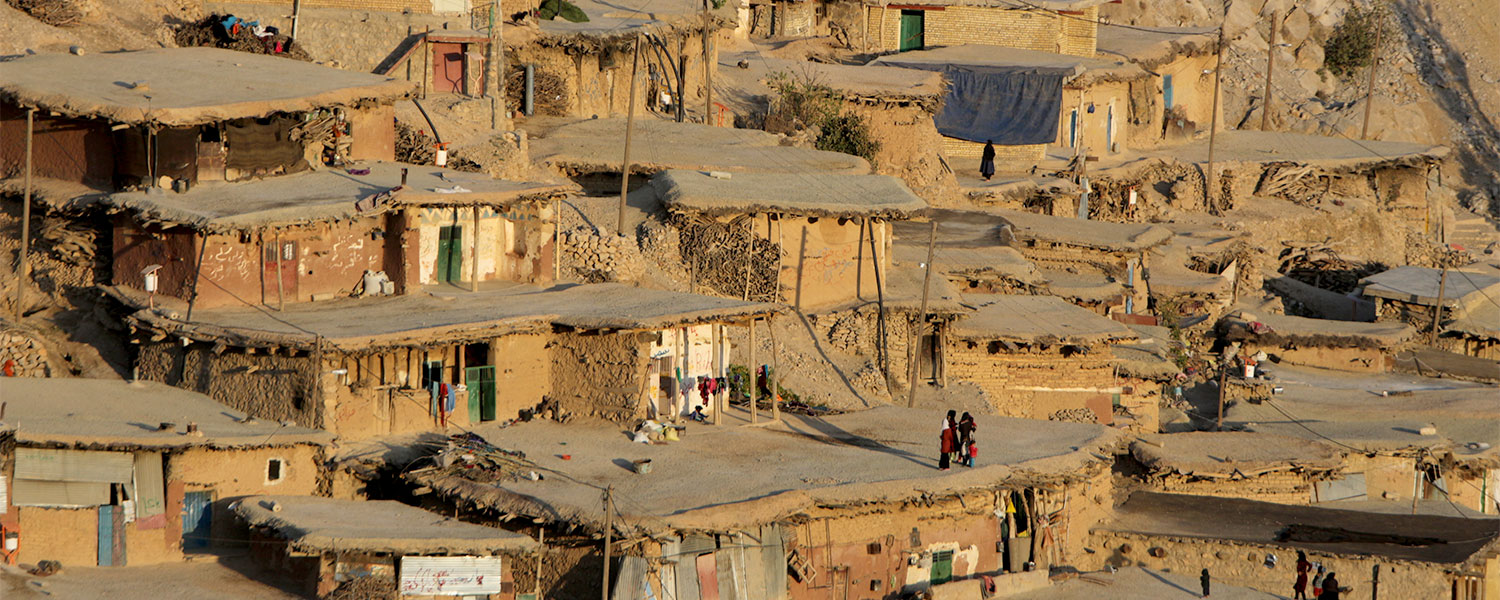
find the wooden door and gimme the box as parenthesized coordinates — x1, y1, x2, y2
(432, 42, 465, 93)
(262, 239, 298, 305)
(899, 10, 924, 51)
(436, 226, 463, 284)
(466, 365, 496, 422)
(930, 549, 954, 585)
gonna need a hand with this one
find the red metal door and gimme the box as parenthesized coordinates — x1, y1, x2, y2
(432, 43, 465, 93)
(695, 553, 719, 600)
(262, 239, 299, 305)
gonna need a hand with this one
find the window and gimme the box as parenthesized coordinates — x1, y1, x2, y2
(266, 458, 285, 483)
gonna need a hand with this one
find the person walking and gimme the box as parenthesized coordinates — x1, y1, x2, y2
(957, 412, 977, 467)
(1319, 572, 1341, 599)
(1199, 568, 1211, 597)
(980, 140, 997, 181)
(1311, 565, 1326, 598)
(939, 410, 958, 470)
(1293, 551, 1311, 599)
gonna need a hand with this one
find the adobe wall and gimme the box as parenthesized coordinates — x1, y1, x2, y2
(346, 104, 397, 162)
(1059, 80, 1134, 154)
(492, 332, 553, 421)
(1243, 343, 1391, 372)
(13, 506, 100, 566)
(1088, 530, 1458, 599)
(1147, 472, 1314, 505)
(1375, 165, 1432, 232)
(752, 215, 888, 310)
(413, 204, 556, 286)
(943, 136, 1045, 164)
(0, 101, 115, 186)
(112, 220, 200, 301)
(807, 304, 916, 392)
(170, 444, 324, 549)
(137, 341, 322, 428)
(866, 6, 1097, 56)
(507, 29, 718, 120)
(842, 101, 960, 205)
(945, 341, 1121, 420)
(550, 330, 651, 423)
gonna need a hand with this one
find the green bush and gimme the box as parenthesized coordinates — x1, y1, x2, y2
(1323, 5, 1387, 78)
(768, 71, 881, 164)
(816, 113, 881, 164)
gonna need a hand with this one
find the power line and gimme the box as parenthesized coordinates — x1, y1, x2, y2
(1008, 0, 1226, 36)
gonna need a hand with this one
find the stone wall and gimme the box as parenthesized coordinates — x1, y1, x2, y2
(137, 342, 321, 429)
(866, 6, 1097, 56)
(945, 341, 1120, 419)
(0, 327, 55, 377)
(1148, 471, 1315, 505)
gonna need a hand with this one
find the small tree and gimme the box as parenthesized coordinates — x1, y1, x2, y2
(1323, 4, 1388, 78)
(767, 71, 881, 164)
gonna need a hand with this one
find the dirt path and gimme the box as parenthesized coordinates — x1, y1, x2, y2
(0, 555, 302, 600)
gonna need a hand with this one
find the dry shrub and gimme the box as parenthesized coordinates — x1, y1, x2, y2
(8, 0, 84, 26)
(173, 14, 312, 61)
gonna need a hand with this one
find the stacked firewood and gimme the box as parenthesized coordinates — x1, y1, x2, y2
(673, 214, 781, 302)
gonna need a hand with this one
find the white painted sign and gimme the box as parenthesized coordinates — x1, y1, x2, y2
(399, 556, 503, 596)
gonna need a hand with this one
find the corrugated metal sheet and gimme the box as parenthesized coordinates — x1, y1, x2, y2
(12, 479, 109, 507)
(399, 556, 503, 596)
(15, 448, 133, 483)
(132, 453, 165, 519)
(679, 534, 716, 556)
(760, 525, 787, 600)
(610, 556, 649, 600)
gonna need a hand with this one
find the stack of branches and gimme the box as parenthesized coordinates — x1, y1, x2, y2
(173, 14, 312, 61)
(1277, 242, 1383, 294)
(430, 432, 538, 484)
(1256, 163, 1328, 205)
(37, 219, 95, 268)
(673, 214, 780, 302)
(504, 63, 569, 117)
(8, 0, 82, 26)
(394, 121, 484, 172)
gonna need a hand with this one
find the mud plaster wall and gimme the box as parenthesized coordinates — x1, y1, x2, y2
(415, 204, 556, 286)
(1136, 54, 1219, 147)
(346, 104, 397, 162)
(324, 344, 496, 440)
(550, 330, 650, 423)
(809, 304, 916, 391)
(1059, 81, 1133, 154)
(1088, 530, 1462, 599)
(508, 29, 718, 120)
(842, 101, 959, 205)
(1147, 471, 1314, 505)
(866, 6, 1096, 56)
(112, 220, 199, 301)
(137, 342, 321, 428)
(491, 332, 552, 422)
(0, 101, 115, 185)
(1319, 453, 1416, 504)
(171, 445, 324, 549)
(943, 136, 1045, 163)
(748, 215, 888, 310)
(945, 342, 1121, 420)
(1374, 166, 1432, 231)
(1243, 343, 1390, 372)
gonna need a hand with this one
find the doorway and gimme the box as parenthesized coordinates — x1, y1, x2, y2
(432, 42, 466, 93)
(436, 225, 464, 284)
(262, 238, 298, 305)
(899, 10, 925, 51)
(181, 490, 213, 551)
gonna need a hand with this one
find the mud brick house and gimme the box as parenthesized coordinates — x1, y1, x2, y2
(235, 495, 537, 599)
(114, 282, 778, 439)
(1092, 492, 1500, 599)
(652, 169, 928, 310)
(1218, 308, 1417, 372)
(991, 208, 1172, 314)
(891, 213, 1046, 296)
(940, 294, 1152, 423)
(0, 378, 332, 568)
(102, 163, 570, 309)
(1095, 26, 1221, 147)
(1359, 266, 1500, 360)
(0, 47, 412, 193)
(873, 45, 1150, 163)
(1130, 432, 1345, 505)
(404, 406, 1125, 599)
(861, 0, 1110, 56)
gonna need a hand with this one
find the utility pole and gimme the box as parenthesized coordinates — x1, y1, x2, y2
(489, 1, 504, 129)
(1261, 10, 1277, 131)
(13, 108, 35, 321)
(676, 36, 687, 123)
(1216, 357, 1229, 431)
(600, 486, 614, 600)
(1205, 25, 1225, 209)
(290, 0, 302, 41)
(703, 0, 714, 124)
(1360, 18, 1384, 139)
(617, 33, 641, 237)
(906, 220, 937, 408)
(1430, 265, 1448, 339)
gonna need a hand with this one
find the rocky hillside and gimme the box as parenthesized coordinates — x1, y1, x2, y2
(1103, 0, 1500, 215)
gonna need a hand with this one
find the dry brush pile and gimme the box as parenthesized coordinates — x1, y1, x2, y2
(671, 214, 780, 302)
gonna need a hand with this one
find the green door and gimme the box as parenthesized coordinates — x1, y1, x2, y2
(466, 365, 497, 422)
(899, 10, 924, 51)
(930, 549, 953, 585)
(436, 225, 464, 283)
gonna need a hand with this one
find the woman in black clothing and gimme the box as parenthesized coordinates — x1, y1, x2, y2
(980, 140, 997, 181)
(957, 412, 977, 467)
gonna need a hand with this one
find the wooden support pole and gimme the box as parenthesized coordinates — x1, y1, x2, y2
(274, 229, 287, 311)
(1360, 20, 1384, 140)
(906, 220, 937, 408)
(489, 1, 503, 129)
(1430, 266, 1448, 339)
(618, 33, 641, 237)
(676, 35, 687, 123)
(749, 318, 758, 424)
(769, 315, 780, 422)
(535, 528, 545, 600)
(1262, 11, 1277, 131)
(13, 108, 34, 321)
(553, 198, 562, 281)
(1205, 26, 1224, 209)
(422, 27, 431, 98)
(1216, 357, 1229, 431)
(703, 2, 714, 123)
(471, 208, 481, 292)
(867, 218, 889, 382)
(291, 0, 302, 41)
(600, 486, 614, 600)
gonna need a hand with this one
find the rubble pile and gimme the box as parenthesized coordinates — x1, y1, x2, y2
(431, 432, 537, 484)
(173, 14, 311, 61)
(1277, 243, 1383, 293)
(8, 0, 83, 27)
(561, 226, 647, 283)
(0, 328, 54, 377)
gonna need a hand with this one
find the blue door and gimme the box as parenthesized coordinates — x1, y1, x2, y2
(182, 491, 213, 550)
(1069, 111, 1079, 147)
(97, 506, 114, 566)
(1106, 104, 1115, 151)
(1163, 74, 1174, 109)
